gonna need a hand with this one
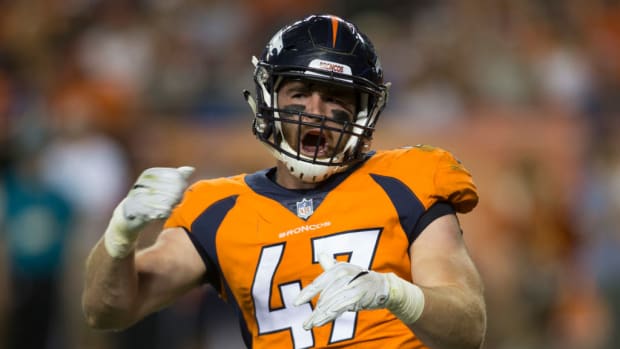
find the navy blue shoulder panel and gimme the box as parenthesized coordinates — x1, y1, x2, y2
(188, 195, 238, 294)
(369, 173, 425, 244)
(186, 194, 251, 348)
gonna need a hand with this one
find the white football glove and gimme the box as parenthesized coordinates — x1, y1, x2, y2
(104, 166, 194, 258)
(294, 253, 425, 330)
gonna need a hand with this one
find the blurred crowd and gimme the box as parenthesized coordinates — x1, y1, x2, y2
(0, 0, 619, 348)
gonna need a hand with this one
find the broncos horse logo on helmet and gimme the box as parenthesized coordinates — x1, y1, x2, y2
(244, 14, 390, 183)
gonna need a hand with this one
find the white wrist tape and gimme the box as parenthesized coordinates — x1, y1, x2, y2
(385, 272, 425, 325)
(103, 200, 141, 259)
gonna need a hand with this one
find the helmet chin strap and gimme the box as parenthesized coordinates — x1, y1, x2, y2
(275, 148, 347, 183)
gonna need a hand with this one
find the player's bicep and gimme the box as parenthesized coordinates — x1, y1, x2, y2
(409, 214, 482, 292)
(134, 227, 206, 317)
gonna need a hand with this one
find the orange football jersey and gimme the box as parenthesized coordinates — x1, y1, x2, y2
(164, 145, 478, 349)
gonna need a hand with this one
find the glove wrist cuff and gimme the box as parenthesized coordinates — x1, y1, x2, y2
(385, 272, 425, 325)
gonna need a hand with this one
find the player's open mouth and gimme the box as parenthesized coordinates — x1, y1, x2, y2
(301, 130, 329, 158)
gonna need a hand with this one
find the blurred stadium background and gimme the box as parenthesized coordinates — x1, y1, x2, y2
(1, 0, 619, 348)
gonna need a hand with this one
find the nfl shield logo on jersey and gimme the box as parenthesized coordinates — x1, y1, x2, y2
(296, 198, 314, 219)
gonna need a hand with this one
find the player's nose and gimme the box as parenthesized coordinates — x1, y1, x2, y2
(304, 92, 328, 117)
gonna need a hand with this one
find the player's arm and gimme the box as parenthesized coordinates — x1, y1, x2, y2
(82, 166, 206, 330)
(401, 213, 486, 349)
(82, 227, 205, 330)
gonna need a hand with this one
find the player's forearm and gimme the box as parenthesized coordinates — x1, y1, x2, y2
(82, 237, 140, 330)
(405, 285, 486, 349)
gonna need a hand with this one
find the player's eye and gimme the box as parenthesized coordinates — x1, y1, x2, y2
(280, 104, 306, 118)
(331, 109, 352, 123)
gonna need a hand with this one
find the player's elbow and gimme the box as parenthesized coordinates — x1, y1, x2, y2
(83, 310, 116, 330)
(449, 290, 487, 349)
(468, 298, 487, 349)
(83, 307, 136, 331)
(82, 296, 136, 331)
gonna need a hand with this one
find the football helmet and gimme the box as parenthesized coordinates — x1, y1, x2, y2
(244, 14, 390, 183)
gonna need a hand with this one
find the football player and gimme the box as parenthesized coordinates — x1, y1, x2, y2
(82, 14, 486, 349)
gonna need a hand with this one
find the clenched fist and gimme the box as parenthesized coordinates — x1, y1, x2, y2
(104, 166, 194, 258)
